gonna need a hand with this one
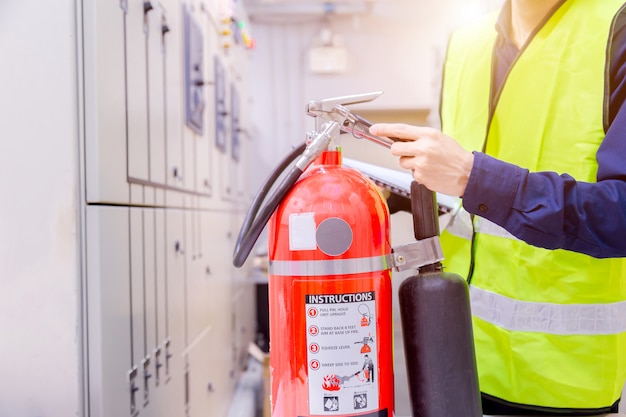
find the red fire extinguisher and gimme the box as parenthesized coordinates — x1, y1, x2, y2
(267, 147, 394, 417)
(232, 115, 394, 416)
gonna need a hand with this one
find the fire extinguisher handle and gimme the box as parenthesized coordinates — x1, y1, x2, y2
(410, 181, 439, 241)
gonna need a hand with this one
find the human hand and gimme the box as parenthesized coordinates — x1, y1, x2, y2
(369, 123, 474, 197)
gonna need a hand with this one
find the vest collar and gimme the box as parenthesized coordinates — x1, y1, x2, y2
(495, 0, 569, 49)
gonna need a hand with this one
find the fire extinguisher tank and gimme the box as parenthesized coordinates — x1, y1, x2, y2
(268, 150, 394, 417)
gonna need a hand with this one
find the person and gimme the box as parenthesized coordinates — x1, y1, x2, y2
(370, 0, 626, 415)
(362, 354, 374, 383)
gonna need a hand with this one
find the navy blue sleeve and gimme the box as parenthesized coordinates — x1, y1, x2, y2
(463, 153, 626, 258)
(462, 11, 626, 258)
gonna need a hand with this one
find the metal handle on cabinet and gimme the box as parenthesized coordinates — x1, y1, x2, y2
(143, 1, 154, 14)
(175, 241, 185, 255)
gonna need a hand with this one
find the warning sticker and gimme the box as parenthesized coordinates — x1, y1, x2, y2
(305, 291, 379, 415)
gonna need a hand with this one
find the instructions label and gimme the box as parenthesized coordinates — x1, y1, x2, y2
(305, 291, 379, 415)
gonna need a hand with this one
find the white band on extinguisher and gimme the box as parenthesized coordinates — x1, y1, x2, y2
(269, 255, 393, 277)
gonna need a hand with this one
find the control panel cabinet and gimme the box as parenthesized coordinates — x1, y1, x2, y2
(82, 0, 257, 416)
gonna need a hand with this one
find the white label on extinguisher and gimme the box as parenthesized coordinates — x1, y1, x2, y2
(289, 213, 317, 250)
(305, 291, 379, 415)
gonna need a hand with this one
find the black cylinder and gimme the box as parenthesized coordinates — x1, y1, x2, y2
(400, 181, 482, 417)
(398, 270, 482, 417)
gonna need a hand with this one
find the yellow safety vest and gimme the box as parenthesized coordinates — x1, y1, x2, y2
(441, 0, 626, 409)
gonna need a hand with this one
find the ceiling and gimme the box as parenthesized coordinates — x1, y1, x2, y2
(241, 0, 377, 19)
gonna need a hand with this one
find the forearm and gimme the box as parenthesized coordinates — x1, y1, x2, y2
(462, 153, 626, 258)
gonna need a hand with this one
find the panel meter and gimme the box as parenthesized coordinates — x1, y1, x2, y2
(183, 5, 204, 134)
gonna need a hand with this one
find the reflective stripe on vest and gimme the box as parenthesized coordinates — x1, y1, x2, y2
(471, 285, 626, 335)
(444, 207, 519, 241)
(475, 217, 517, 240)
(269, 255, 392, 276)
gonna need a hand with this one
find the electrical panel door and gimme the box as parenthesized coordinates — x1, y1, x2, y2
(84, 0, 129, 204)
(85, 206, 133, 417)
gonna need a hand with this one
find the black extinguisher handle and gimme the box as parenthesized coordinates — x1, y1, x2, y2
(410, 181, 439, 241)
(410, 181, 441, 273)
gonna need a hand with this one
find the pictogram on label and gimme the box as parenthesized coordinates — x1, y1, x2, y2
(305, 291, 379, 415)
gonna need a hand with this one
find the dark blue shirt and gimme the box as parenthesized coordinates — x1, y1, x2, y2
(462, 1, 626, 258)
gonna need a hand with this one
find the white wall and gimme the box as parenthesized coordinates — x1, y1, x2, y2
(0, 0, 82, 414)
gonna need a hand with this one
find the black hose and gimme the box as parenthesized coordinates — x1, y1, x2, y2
(236, 142, 306, 244)
(232, 142, 307, 268)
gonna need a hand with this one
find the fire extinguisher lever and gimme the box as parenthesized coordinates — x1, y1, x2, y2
(305, 91, 383, 114)
(306, 91, 406, 148)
